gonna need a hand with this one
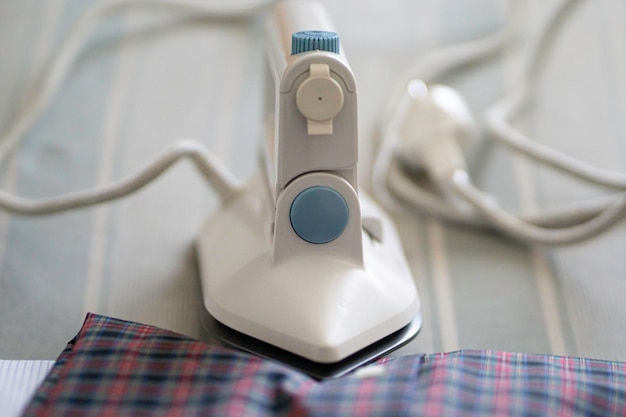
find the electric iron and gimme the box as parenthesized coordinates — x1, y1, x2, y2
(197, 0, 422, 379)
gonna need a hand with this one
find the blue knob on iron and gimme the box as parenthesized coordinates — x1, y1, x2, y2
(291, 31, 340, 55)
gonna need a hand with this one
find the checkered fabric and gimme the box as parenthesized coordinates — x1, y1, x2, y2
(24, 313, 626, 416)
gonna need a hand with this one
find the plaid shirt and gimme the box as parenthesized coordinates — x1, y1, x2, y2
(24, 313, 626, 416)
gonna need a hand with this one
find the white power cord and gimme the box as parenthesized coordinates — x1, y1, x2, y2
(449, 170, 626, 244)
(0, 140, 239, 215)
(0, 0, 278, 214)
(376, 0, 626, 244)
(484, 0, 626, 190)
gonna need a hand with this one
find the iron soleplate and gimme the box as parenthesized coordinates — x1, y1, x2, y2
(199, 306, 422, 380)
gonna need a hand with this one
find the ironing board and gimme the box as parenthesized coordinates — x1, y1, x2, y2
(1, 0, 625, 414)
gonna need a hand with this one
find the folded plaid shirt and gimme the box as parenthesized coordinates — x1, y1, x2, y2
(24, 313, 626, 416)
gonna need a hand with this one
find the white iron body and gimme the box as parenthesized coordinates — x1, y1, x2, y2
(197, 0, 421, 365)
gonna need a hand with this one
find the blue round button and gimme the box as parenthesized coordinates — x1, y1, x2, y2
(290, 186, 349, 244)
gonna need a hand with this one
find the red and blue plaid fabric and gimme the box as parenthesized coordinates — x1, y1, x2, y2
(24, 313, 626, 416)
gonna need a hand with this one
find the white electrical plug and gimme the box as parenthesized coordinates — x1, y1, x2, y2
(397, 80, 476, 186)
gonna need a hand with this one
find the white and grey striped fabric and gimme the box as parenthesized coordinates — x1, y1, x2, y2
(1, 0, 625, 368)
(0, 360, 54, 416)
